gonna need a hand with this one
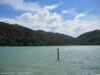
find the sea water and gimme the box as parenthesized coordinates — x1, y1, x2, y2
(0, 46, 100, 75)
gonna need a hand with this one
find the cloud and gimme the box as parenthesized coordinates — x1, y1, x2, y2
(0, 0, 41, 12)
(63, 17, 100, 36)
(43, 4, 58, 11)
(0, 10, 100, 37)
(61, 8, 78, 16)
(75, 13, 86, 19)
(61, 10, 68, 14)
(0, 1, 100, 37)
(16, 9, 63, 31)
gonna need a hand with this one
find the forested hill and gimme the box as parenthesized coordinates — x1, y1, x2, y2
(76, 30, 100, 45)
(0, 22, 100, 46)
(0, 22, 74, 46)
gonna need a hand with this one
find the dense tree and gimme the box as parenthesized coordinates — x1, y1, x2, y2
(0, 22, 74, 46)
(76, 30, 100, 45)
(0, 22, 100, 46)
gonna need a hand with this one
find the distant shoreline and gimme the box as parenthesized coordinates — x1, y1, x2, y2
(0, 22, 100, 46)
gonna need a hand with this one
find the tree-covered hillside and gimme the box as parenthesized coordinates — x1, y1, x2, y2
(0, 22, 74, 46)
(0, 22, 100, 46)
(76, 30, 100, 45)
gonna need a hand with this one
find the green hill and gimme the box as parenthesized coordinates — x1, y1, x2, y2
(76, 30, 100, 45)
(0, 22, 74, 46)
(0, 22, 100, 46)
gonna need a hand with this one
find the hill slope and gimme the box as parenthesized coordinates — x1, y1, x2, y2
(76, 30, 100, 45)
(0, 22, 74, 46)
(0, 22, 100, 46)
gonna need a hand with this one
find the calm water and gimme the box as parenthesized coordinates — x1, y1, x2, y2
(0, 46, 100, 75)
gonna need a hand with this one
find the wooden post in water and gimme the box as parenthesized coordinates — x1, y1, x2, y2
(57, 48, 60, 61)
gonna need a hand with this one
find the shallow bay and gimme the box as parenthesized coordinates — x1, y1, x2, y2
(0, 46, 100, 75)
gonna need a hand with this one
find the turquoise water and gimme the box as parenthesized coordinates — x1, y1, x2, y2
(0, 46, 100, 75)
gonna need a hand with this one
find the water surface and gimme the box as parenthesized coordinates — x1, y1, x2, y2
(0, 46, 100, 75)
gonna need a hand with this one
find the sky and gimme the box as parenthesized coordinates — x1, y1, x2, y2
(0, 0, 100, 37)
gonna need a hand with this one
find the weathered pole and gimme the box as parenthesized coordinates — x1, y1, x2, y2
(57, 48, 60, 61)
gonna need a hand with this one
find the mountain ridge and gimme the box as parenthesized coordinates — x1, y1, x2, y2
(0, 22, 100, 46)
